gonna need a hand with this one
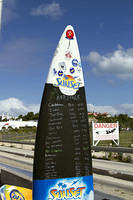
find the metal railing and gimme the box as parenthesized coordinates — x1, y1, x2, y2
(91, 146, 133, 154)
(0, 132, 133, 154)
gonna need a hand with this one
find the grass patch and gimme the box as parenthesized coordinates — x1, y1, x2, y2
(90, 131, 133, 147)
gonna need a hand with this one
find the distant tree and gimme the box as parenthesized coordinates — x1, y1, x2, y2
(22, 112, 34, 121)
(33, 113, 39, 120)
(16, 112, 39, 121)
(2, 118, 8, 122)
(0, 116, 2, 121)
(117, 114, 129, 128)
(17, 115, 23, 120)
(10, 117, 15, 120)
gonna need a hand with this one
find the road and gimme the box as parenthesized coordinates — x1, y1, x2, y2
(93, 158, 133, 181)
(0, 145, 133, 180)
(93, 159, 133, 175)
(0, 162, 129, 200)
(0, 146, 133, 199)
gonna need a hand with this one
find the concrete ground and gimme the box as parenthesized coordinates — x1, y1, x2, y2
(0, 145, 133, 199)
(93, 174, 133, 200)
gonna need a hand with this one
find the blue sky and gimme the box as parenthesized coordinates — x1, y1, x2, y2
(0, 0, 133, 116)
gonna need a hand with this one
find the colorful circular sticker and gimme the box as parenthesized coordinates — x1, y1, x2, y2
(66, 30, 74, 39)
(70, 67, 75, 74)
(65, 51, 72, 60)
(72, 59, 78, 67)
(58, 71, 63, 76)
(10, 189, 25, 200)
(59, 62, 66, 72)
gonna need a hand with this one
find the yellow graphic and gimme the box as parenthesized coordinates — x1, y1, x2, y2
(0, 185, 32, 200)
(55, 75, 80, 90)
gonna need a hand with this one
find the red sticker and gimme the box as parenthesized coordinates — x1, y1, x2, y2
(66, 30, 74, 39)
(65, 51, 72, 59)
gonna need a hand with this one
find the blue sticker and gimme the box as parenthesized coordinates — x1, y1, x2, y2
(33, 175, 94, 200)
(58, 71, 63, 76)
(70, 67, 75, 74)
(72, 59, 78, 67)
(53, 68, 57, 75)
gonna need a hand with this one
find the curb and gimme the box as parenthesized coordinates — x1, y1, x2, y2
(93, 167, 133, 182)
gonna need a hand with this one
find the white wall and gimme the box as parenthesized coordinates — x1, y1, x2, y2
(0, 120, 37, 130)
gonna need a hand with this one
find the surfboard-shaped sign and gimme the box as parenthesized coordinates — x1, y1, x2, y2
(0, 0, 3, 32)
(33, 25, 94, 200)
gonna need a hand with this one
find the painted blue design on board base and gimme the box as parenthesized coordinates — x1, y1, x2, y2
(33, 175, 94, 200)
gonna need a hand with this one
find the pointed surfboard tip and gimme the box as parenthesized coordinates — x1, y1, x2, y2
(66, 25, 74, 28)
(65, 25, 74, 30)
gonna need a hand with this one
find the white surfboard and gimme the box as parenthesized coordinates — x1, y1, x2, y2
(33, 25, 94, 200)
(46, 25, 84, 96)
(0, 0, 3, 32)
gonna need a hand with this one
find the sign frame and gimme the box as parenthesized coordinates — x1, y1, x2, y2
(92, 121, 119, 146)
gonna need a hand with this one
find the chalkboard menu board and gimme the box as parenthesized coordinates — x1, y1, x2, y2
(33, 84, 92, 180)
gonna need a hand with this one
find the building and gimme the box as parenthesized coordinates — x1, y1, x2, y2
(0, 120, 37, 130)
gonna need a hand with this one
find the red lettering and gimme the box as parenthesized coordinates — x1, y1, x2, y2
(76, 187, 86, 197)
(50, 189, 59, 198)
(94, 123, 117, 129)
(94, 123, 98, 128)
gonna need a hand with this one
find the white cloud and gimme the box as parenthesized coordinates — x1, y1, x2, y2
(87, 103, 133, 116)
(31, 2, 63, 18)
(2, 0, 18, 23)
(0, 98, 39, 116)
(114, 104, 133, 116)
(87, 104, 118, 115)
(0, 37, 50, 71)
(84, 45, 133, 80)
(0, 98, 133, 117)
(84, 190, 94, 200)
(27, 104, 40, 114)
